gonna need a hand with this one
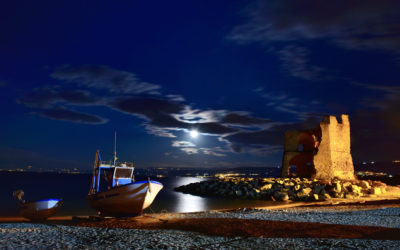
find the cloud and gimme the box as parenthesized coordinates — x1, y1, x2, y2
(52, 65, 161, 94)
(166, 94, 185, 102)
(37, 108, 107, 124)
(352, 82, 400, 99)
(229, 0, 400, 53)
(20, 89, 98, 108)
(21, 64, 328, 158)
(21, 67, 240, 137)
(195, 122, 238, 135)
(180, 148, 199, 155)
(173, 108, 226, 123)
(110, 96, 238, 136)
(254, 88, 322, 119)
(276, 45, 325, 80)
(221, 111, 272, 126)
(200, 147, 228, 157)
(145, 125, 177, 138)
(110, 96, 185, 118)
(229, 1, 400, 82)
(172, 141, 196, 147)
(223, 117, 320, 153)
(248, 145, 283, 156)
(19, 86, 107, 125)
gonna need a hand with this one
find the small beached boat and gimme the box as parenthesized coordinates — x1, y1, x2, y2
(86, 135, 163, 217)
(13, 190, 63, 221)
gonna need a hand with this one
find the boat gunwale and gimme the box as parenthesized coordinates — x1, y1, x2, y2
(86, 180, 163, 197)
(21, 199, 63, 205)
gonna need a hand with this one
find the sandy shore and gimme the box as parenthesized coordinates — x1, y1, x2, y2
(1, 198, 400, 249)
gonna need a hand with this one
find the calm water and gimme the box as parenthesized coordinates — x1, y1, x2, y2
(0, 172, 283, 216)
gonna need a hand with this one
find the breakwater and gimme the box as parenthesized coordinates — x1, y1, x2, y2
(174, 177, 387, 201)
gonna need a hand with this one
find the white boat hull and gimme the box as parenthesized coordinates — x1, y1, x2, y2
(19, 199, 62, 221)
(86, 180, 163, 216)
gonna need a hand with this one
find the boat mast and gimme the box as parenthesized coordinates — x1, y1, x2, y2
(113, 131, 117, 166)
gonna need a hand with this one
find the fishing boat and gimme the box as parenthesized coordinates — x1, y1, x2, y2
(13, 190, 62, 221)
(86, 133, 163, 217)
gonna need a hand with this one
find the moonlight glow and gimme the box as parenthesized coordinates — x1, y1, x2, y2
(189, 130, 199, 138)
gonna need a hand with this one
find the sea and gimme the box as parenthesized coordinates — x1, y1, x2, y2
(0, 172, 284, 217)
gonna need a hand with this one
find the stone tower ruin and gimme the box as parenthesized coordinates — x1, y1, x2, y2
(281, 114, 355, 180)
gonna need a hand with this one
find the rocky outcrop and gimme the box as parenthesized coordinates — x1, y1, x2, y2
(174, 177, 387, 201)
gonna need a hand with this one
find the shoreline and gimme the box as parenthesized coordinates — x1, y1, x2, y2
(2, 195, 400, 222)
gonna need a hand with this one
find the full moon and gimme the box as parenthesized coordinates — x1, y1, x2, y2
(189, 130, 199, 138)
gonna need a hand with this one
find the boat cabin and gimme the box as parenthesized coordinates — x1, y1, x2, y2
(89, 151, 135, 194)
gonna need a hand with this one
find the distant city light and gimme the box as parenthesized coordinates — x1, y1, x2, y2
(190, 130, 199, 138)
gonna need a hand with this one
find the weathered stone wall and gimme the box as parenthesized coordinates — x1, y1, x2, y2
(313, 115, 354, 180)
(281, 114, 355, 180)
(281, 130, 319, 178)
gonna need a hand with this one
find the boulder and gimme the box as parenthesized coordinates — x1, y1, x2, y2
(359, 180, 370, 189)
(260, 184, 273, 191)
(297, 187, 312, 200)
(332, 182, 342, 193)
(294, 184, 302, 191)
(342, 182, 352, 192)
(298, 187, 312, 196)
(320, 193, 331, 200)
(274, 191, 289, 201)
(248, 190, 256, 199)
(313, 184, 325, 194)
(350, 185, 361, 195)
(371, 187, 382, 195)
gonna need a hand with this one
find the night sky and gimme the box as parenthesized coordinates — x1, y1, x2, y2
(1, 1, 400, 170)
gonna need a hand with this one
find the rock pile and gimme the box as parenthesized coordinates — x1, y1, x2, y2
(174, 177, 387, 202)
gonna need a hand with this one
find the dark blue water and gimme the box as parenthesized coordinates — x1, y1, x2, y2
(0, 172, 282, 216)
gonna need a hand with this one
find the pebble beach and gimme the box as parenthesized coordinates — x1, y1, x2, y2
(1, 204, 400, 249)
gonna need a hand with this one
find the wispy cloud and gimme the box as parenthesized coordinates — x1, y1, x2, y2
(144, 125, 177, 138)
(172, 141, 196, 147)
(166, 94, 185, 102)
(52, 65, 161, 94)
(228, 0, 400, 82)
(20, 89, 98, 108)
(200, 147, 228, 157)
(180, 147, 199, 155)
(229, 0, 400, 53)
(221, 111, 272, 127)
(223, 116, 320, 153)
(37, 108, 107, 124)
(254, 88, 321, 120)
(276, 45, 325, 81)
